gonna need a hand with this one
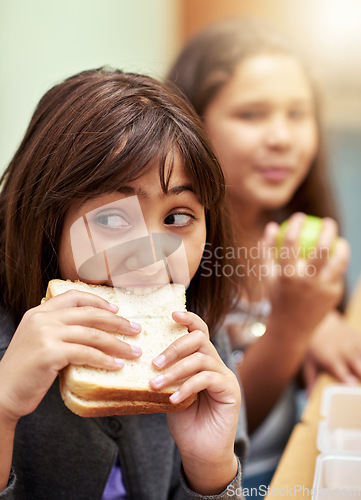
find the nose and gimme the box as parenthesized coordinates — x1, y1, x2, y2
(123, 237, 154, 272)
(124, 233, 183, 272)
(265, 114, 292, 149)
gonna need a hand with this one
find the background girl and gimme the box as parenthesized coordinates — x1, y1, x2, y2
(0, 68, 246, 499)
(168, 18, 357, 491)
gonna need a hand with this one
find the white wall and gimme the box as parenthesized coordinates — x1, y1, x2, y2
(0, 0, 180, 172)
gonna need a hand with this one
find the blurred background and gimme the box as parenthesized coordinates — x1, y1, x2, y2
(1, 0, 360, 292)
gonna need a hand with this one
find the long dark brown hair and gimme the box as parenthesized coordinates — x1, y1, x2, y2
(0, 68, 238, 331)
(167, 18, 340, 224)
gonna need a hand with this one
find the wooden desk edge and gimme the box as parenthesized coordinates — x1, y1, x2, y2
(265, 278, 361, 496)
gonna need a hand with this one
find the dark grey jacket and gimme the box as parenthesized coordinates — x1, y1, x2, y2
(0, 312, 247, 500)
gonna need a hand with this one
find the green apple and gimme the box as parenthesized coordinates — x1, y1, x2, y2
(276, 215, 336, 259)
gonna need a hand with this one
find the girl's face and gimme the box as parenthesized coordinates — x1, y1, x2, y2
(59, 158, 206, 289)
(203, 53, 318, 213)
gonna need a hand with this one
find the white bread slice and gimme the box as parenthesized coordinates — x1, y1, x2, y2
(44, 279, 197, 417)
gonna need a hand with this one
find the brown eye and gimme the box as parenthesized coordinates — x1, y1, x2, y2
(238, 111, 265, 120)
(289, 110, 307, 120)
(164, 213, 193, 227)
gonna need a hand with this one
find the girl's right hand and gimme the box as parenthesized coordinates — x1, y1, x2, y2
(263, 212, 350, 340)
(0, 290, 142, 425)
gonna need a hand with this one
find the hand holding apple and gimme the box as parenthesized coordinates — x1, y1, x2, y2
(261, 212, 350, 331)
(275, 214, 338, 260)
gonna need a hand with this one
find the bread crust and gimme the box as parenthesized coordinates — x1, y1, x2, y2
(61, 384, 197, 417)
(59, 368, 191, 402)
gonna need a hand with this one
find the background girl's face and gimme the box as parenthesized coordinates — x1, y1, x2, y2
(59, 159, 206, 289)
(203, 53, 318, 213)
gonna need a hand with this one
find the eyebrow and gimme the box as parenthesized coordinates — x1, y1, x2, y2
(117, 184, 195, 198)
(236, 97, 313, 107)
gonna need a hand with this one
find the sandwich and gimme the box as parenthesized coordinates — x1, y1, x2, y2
(44, 279, 197, 417)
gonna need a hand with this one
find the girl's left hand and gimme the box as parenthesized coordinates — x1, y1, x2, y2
(150, 311, 241, 495)
(303, 310, 361, 391)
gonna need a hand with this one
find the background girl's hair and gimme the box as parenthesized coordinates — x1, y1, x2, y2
(167, 18, 340, 225)
(0, 68, 238, 332)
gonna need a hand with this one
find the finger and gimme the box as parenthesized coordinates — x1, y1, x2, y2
(54, 306, 141, 335)
(308, 218, 338, 272)
(320, 237, 350, 282)
(40, 289, 119, 314)
(153, 330, 217, 369)
(261, 222, 280, 273)
(150, 352, 224, 390)
(279, 213, 306, 266)
(61, 342, 126, 371)
(316, 218, 338, 252)
(263, 221, 279, 248)
(328, 359, 358, 385)
(303, 359, 319, 394)
(172, 311, 209, 336)
(169, 370, 239, 406)
(62, 325, 142, 359)
(348, 356, 361, 382)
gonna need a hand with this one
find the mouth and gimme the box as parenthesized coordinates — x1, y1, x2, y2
(117, 281, 169, 288)
(110, 269, 173, 291)
(115, 285, 167, 296)
(255, 165, 294, 182)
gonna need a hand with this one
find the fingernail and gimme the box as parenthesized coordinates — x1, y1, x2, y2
(174, 311, 186, 317)
(109, 302, 119, 312)
(114, 358, 124, 368)
(130, 321, 141, 332)
(131, 345, 142, 356)
(151, 374, 164, 387)
(153, 354, 166, 368)
(169, 391, 180, 403)
(345, 375, 358, 385)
